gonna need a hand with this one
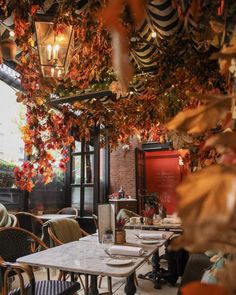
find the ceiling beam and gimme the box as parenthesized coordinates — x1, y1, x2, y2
(51, 90, 116, 105)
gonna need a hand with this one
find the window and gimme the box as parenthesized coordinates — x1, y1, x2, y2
(71, 140, 95, 216)
(0, 80, 25, 210)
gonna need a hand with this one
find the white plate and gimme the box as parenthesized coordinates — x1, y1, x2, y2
(106, 259, 133, 266)
(141, 239, 162, 244)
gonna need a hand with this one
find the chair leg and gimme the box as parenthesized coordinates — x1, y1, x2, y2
(78, 274, 85, 291)
(84, 274, 89, 295)
(46, 268, 50, 280)
(98, 275, 103, 288)
(58, 270, 63, 281)
(107, 276, 112, 294)
(134, 272, 139, 286)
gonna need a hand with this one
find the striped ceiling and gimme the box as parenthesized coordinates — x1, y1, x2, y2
(0, 0, 210, 96)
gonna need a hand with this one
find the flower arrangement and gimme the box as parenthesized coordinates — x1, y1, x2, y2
(115, 217, 126, 244)
(109, 192, 129, 199)
(116, 218, 126, 231)
(143, 207, 156, 219)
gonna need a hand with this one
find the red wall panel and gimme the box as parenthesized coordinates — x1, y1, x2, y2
(145, 151, 182, 214)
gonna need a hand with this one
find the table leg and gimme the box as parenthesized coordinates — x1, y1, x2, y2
(151, 250, 161, 289)
(124, 273, 136, 295)
(137, 249, 161, 288)
(88, 275, 99, 295)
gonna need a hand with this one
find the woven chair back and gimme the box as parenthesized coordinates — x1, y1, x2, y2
(0, 227, 31, 262)
(15, 212, 43, 238)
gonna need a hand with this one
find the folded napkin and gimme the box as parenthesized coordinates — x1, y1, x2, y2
(162, 217, 181, 224)
(109, 245, 144, 256)
(138, 233, 164, 239)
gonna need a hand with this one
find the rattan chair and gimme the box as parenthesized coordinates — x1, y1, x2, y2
(45, 218, 89, 290)
(56, 207, 78, 216)
(0, 227, 80, 295)
(92, 214, 98, 230)
(9, 214, 17, 227)
(15, 212, 44, 238)
(47, 218, 89, 246)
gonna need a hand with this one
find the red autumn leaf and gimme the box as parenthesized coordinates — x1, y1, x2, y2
(181, 282, 228, 295)
(30, 5, 39, 16)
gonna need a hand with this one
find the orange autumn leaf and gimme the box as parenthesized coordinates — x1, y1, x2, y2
(204, 132, 236, 152)
(181, 282, 229, 295)
(166, 96, 231, 134)
(112, 30, 133, 92)
(98, 0, 145, 91)
(127, 0, 145, 26)
(217, 260, 236, 295)
(171, 165, 236, 253)
(187, 92, 233, 102)
(98, 0, 124, 33)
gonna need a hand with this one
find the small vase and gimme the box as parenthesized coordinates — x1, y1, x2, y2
(144, 217, 153, 225)
(115, 230, 126, 244)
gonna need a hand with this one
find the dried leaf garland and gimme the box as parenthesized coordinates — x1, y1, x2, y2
(181, 282, 229, 295)
(171, 165, 236, 252)
(166, 96, 232, 134)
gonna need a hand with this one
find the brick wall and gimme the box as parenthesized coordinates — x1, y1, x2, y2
(109, 137, 141, 197)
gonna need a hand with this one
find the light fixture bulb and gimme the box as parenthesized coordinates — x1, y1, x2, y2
(9, 31, 15, 37)
(151, 31, 157, 38)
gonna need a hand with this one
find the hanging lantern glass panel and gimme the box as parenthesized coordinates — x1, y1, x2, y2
(34, 16, 74, 78)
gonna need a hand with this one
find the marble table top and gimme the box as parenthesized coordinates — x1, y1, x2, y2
(17, 230, 173, 278)
(80, 230, 173, 245)
(35, 214, 76, 221)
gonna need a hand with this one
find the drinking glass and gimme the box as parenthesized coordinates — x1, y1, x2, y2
(102, 231, 113, 250)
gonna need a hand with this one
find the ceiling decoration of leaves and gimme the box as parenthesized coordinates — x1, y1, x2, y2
(0, 0, 233, 191)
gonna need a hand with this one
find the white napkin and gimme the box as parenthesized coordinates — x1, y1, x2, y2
(109, 245, 144, 256)
(138, 233, 164, 239)
(162, 217, 181, 224)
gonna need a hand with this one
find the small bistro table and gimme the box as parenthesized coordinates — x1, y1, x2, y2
(35, 214, 76, 221)
(17, 230, 173, 295)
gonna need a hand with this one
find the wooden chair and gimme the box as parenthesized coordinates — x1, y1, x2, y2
(56, 207, 78, 216)
(0, 227, 81, 295)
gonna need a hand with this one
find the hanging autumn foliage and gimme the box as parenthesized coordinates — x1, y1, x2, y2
(0, 0, 227, 194)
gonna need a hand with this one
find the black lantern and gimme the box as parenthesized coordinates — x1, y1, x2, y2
(34, 16, 74, 78)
